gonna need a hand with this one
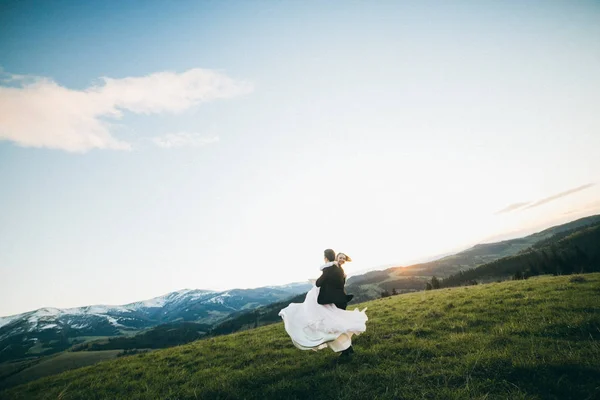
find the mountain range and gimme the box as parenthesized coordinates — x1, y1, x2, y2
(0, 283, 311, 362)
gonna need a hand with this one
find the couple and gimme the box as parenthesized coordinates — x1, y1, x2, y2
(278, 249, 368, 359)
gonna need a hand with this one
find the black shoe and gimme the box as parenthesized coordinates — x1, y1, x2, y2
(340, 346, 354, 357)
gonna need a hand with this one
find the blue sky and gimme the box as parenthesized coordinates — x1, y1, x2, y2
(1, 0, 599, 316)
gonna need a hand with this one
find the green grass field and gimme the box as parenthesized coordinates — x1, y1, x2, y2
(0, 360, 37, 383)
(3, 274, 599, 400)
(0, 351, 122, 391)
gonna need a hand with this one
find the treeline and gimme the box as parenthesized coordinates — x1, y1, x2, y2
(117, 349, 151, 358)
(436, 222, 600, 288)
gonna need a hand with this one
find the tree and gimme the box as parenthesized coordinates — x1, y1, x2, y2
(573, 245, 588, 273)
(525, 262, 539, 278)
(425, 282, 432, 291)
(512, 270, 523, 280)
(431, 276, 441, 289)
(392, 288, 398, 296)
(381, 290, 391, 298)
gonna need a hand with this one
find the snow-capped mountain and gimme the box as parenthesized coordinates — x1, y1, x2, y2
(0, 283, 312, 362)
(0, 289, 216, 335)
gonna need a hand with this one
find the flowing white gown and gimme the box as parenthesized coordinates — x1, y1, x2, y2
(278, 285, 368, 352)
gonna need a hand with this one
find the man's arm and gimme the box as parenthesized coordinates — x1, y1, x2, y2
(316, 267, 333, 287)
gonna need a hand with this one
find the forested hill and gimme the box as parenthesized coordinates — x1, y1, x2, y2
(345, 214, 600, 301)
(441, 220, 600, 287)
(391, 213, 600, 277)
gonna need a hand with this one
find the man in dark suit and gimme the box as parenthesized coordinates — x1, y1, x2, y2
(316, 249, 353, 309)
(316, 249, 355, 358)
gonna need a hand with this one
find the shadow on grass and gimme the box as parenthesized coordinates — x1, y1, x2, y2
(507, 364, 600, 400)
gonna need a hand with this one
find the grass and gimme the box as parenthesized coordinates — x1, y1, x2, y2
(3, 274, 600, 400)
(0, 360, 38, 382)
(0, 351, 122, 391)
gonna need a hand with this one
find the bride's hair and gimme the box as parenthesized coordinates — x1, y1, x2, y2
(324, 248, 336, 262)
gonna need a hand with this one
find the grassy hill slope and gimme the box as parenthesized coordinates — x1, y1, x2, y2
(0, 351, 122, 391)
(3, 273, 599, 400)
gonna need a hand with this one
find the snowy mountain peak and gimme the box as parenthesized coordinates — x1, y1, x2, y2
(0, 283, 312, 363)
(125, 289, 216, 310)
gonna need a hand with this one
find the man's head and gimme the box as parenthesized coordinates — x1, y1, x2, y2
(324, 249, 336, 262)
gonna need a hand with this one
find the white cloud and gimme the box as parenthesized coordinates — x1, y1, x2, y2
(152, 132, 220, 149)
(0, 69, 252, 152)
(494, 201, 530, 215)
(493, 183, 595, 215)
(523, 183, 594, 210)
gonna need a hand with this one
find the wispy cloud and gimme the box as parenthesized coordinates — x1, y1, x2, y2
(152, 133, 219, 149)
(524, 183, 595, 210)
(495, 183, 595, 215)
(0, 69, 252, 152)
(494, 202, 530, 215)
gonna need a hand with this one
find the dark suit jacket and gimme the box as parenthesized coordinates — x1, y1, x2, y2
(316, 264, 353, 310)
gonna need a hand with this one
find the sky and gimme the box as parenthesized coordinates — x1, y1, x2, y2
(1, 0, 599, 317)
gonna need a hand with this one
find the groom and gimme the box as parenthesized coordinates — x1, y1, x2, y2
(316, 248, 355, 358)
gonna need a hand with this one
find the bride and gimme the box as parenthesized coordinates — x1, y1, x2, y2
(278, 250, 368, 357)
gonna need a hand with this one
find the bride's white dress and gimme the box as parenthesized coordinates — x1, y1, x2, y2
(278, 285, 368, 352)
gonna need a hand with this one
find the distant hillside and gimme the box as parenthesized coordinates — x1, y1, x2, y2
(441, 221, 600, 287)
(4, 274, 599, 400)
(209, 293, 306, 337)
(70, 322, 212, 352)
(347, 214, 600, 300)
